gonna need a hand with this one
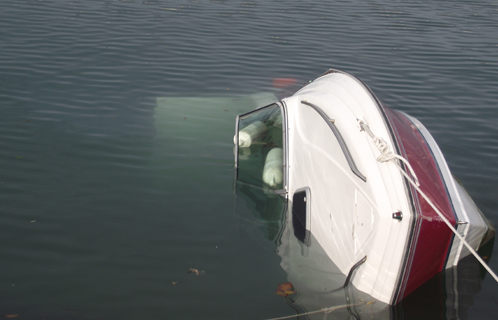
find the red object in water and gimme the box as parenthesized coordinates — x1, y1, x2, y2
(275, 282, 296, 297)
(273, 78, 297, 89)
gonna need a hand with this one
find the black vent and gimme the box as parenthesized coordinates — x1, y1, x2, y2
(292, 189, 310, 245)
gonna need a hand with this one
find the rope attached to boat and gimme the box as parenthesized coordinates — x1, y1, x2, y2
(358, 120, 419, 186)
(358, 120, 498, 283)
(266, 302, 367, 320)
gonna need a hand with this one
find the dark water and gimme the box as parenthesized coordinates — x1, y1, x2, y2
(1, 0, 497, 319)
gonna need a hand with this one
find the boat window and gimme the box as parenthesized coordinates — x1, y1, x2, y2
(236, 104, 284, 190)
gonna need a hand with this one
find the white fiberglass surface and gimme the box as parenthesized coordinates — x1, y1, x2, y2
(284, 75, 415, 303)
(453, 180, 490, 258)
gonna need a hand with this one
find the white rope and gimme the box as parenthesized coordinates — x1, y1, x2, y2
(409, 173, 498, 282)
(359, 120, 498, 283)
(372, 136, 420, 186)
(359, 120, 419, 186)
(266, 302, 366, 320)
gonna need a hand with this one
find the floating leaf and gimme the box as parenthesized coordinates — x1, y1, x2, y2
(275, 282, 296, 297)
(188, 268, 200, 276)
(188, 268, 205, 276)
(5, 314, 19, 318)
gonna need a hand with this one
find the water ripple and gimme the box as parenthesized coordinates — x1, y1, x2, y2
(1, 0, 498, 318)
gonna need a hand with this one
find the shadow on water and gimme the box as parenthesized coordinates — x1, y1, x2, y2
(235, 182, 494, 320)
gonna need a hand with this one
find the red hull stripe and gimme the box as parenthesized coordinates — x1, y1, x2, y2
(384, 108, 456, 301)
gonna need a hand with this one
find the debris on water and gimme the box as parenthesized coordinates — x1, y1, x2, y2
(275, 282, 296, 297)
(188, 268, 206, 276)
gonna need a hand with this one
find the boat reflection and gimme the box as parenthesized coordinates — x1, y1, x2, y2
(235, 183, 493, 320)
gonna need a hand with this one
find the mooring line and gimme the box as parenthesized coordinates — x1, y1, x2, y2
(266, 302, 366, 320)
(359, 120, 498, 283)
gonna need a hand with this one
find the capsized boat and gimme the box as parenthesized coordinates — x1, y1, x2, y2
(233, 69, 495, 304)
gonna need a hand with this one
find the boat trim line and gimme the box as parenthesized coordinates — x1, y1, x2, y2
(300, 100, 367, 182)
(343, 255, 367, 288)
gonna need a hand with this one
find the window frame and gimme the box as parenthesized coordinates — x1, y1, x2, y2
(234, 102, 288, 197)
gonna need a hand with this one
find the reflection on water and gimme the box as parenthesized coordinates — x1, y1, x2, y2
(235, 183, 491, 320)
(392, 241, 492, 320)
(235, 182, 287, 247)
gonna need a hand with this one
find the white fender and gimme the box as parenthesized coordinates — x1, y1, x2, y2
(237, 121, 267, 147)
(263, 147, 283, 187)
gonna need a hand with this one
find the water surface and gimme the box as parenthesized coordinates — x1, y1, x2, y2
(1, 0, 497, 319)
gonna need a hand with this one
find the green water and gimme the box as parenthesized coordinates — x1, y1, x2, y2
(1, 0, 497, 319)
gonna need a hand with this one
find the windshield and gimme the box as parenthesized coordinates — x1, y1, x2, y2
(236, 104, 285, 190)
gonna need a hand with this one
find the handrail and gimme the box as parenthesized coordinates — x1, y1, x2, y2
(301, 100, 367, 182)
